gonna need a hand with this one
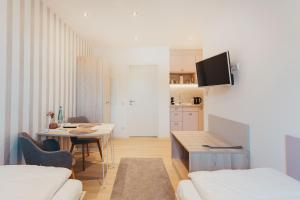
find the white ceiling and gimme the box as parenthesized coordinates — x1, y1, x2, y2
(42, 0, 207, 48)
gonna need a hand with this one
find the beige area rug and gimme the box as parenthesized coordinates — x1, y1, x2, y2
(110, 158, 176, 200)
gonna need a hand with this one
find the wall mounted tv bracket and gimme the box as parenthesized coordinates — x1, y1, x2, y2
(230, 63, 240, 85)
(230, 63, 240, 72)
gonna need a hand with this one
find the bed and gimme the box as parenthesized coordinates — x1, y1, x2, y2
(176, 116, 300, 200)
(0, 165, 85, 200)
(176, 168, 300, 200)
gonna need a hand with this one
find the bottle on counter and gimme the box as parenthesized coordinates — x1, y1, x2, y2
(179, 76, 184, 84)
(57, 106, 64, 125)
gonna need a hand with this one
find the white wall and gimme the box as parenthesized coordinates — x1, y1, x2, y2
(93, 48, 170, 138)
(199, 0, 300, 172)
(0, 0, 90, 164)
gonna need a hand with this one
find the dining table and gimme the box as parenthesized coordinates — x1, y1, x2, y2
(36, 123, 115, 184)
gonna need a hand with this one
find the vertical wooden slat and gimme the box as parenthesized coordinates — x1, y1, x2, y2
(32, 0, 40, 136)
(0, 0, 8, 165)
(73, 33, 77, 115)
(45, 7, 50, 121)
(52, 14, 57, 113)
(22, 0, 31, 133)
(48, 10, 54, 112)
(79, 39, 82, 56)
(41, 3, 48, 129)
(79, 39, 81, 56)
(4, 0, 13, 164)
(65, 25, 69, 120)
(86, 41, 88, 56)
(54, 14, 60, 112)
(18, 0, 24, 133)
(60, 20, 65, 116)
(58, 19, 61, 109)
(28, 0, 34, 134)
(69, 30, 73, 117)
(10, 0, 21, 164)
(64, 23, 67, 120)
(85, 41, 87, 56)
(37, 0, 43, 131)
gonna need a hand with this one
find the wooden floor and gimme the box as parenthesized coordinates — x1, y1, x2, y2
(73, 137, 181, 200)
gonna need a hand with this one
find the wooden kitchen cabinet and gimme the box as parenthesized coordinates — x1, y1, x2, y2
(170, 111, 183, 122)
(182, 111, 199, 131)
(170, 49, 202, 73)
(170, 105, 203, 131)
(170, 121, 183, 131)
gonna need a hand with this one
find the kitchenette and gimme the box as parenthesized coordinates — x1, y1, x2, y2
(169, 49, 204, 131)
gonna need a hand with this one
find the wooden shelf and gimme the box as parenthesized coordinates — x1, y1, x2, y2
(170, 72, 196, 84)
(172, 159, 189, 179)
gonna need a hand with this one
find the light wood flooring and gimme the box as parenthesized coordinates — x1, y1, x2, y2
(73, 137, 181, 200)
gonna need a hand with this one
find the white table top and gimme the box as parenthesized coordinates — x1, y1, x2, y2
(37, 123, 115, 138)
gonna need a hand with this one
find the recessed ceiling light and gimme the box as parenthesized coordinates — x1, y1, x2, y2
(83, 12, 88, 17)
(132, 11, 137, 17)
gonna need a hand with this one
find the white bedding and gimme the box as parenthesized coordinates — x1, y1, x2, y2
(176, 180, 202, 200)
(0, 165, 81, 200)
(189, 168, 300, 200)
(52, 179, 82, 200)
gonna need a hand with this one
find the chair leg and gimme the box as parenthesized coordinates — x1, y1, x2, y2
(96, 140, 103, 160)
(87, 144, 89, 157)
(82, 144, 85, 171)
(70, 144, 75, 153)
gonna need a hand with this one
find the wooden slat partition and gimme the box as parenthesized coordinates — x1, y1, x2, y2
(0, 0, 91, 164)
(76, 57, 103, 123)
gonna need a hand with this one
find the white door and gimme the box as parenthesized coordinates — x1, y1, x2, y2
(127, 65, 158, 136)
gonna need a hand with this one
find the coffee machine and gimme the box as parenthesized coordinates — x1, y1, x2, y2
(193, 97, 202, 104)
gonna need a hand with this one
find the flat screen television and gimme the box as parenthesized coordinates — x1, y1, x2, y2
(196, 51, 233, 87)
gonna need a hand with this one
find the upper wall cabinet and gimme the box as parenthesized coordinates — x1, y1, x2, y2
(170, 49, 202, 73)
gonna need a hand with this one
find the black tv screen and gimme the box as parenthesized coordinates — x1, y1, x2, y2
(196, 51, 233, 87)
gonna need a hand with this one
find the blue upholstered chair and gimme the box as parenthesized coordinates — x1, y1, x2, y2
(19, 132, 74, 169)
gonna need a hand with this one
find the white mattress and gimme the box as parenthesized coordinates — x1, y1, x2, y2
(0, 165, 82, 200)
(176, 180, 202, 200)
(52, 179, 83, 200)
(189, 168, 300, 200)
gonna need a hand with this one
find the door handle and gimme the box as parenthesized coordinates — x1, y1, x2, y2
(129, 100, 136, 105)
